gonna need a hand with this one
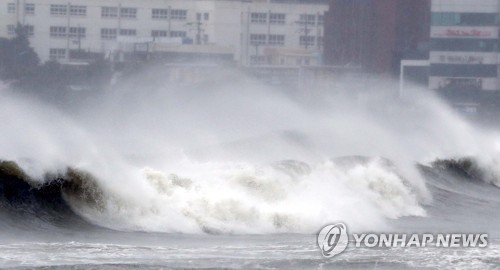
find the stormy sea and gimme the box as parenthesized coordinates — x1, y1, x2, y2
(1, 70, 500, 269)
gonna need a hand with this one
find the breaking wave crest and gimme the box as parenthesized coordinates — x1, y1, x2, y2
(3, 154, 500, 235)
(430, 157, 500, 187)
(0, 157, 426, 234)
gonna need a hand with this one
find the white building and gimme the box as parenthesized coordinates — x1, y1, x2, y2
(0, 0, 328, 66)
(430, 0, 500, 111)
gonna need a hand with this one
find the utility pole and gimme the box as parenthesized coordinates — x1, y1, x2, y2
(21, 0, 25, 24)
(196, 20, 202, 44)
(168, 6, 172, 37)
(16, 0, 20, 25)
(253, 42, 260, 62)
(118, 3, 122, 35)
(316, 12, 321, 51)
(77, 24, 82, 58)
(246, 6, 250, 65)
(66, 2, 71, 61)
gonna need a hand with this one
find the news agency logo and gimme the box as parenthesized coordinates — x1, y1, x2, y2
(317, 223, 488, 258)
(317, 223, 349, 258)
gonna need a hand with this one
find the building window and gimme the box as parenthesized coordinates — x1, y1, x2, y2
(152, 30, 167, 37)
(196, 12, 209, 21)
(119, 29, 136, 36)
(50, 5, 67, 16)
(299, 35, 315, 47)
(70, 5, 86, 16)
(431, 38, 498, 52)
(299, 14, 316, 25)
(250, 55, 267, 65)
(270, 13, 285, 24)
(22, 25, 34, 37)
(25, 3, 35, 15)
(120, 7, 137, 19)
(170, 31, 186, 37)
(152, 8, 168, 19)
(69, 27, 85, 38)
(7, 24, 15, 36)
(430, 64, 497, 77)
(250, 34, 266, 45)
(7, 3, 16, 14)
(101, 28, 117, 40)
(431, 12, 498, 26)
(251, 12, 267, 24)
(11, 24, 34, 37)
(49, 48, 66, 60)
(171, 9, 187, 20)
(50, 26, 66, 38)
(268, 34, 285, 46)
(102, 7, 118, 18)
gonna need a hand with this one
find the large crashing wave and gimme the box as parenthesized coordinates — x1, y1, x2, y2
(2, 155, 500, 234)
(0, 157, 425, 234)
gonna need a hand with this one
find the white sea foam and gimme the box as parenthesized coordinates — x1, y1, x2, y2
(62, 157, 424, 233)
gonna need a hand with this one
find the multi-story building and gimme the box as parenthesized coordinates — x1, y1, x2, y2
(429, 0, 500, 111)
(0, 0, 328, 66)
(324, 0, 430, 76)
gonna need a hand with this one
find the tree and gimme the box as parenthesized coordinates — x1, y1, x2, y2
(0, 37, 10, 79)
(0, 24, 39, 82)
(0, 24, 112, 100)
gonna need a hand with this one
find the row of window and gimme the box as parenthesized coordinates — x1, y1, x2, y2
(9, 3, 87, 16)
(49, 48, 66, 60)
(50, 4, 87, 16)
(251, 13, 286, 24)
(432, 38, 499, 52)
(7, 3, 34, 15)
(7, 3, 190, 20)
(250, 34, 285, 45)
(100, 7, 137, 18)
(249, 33, 322, 46)
(7, 24, 190, 40)
(47, 26, 187, 40)
(102, 29, 187, 40)
(430, 64, 497, 77)
(150, 8, 189, 20)
(250, 12, 323, 25)
(432, 12, 499, 26)
(53, 6, 190, 20)
(250, 55, 314, 66)
(49, 26, 86, 38)
(151, 30, 187, 38)
(7, 24, 34, 36)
